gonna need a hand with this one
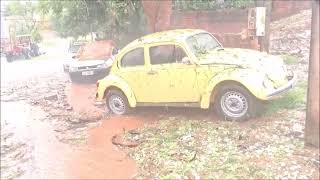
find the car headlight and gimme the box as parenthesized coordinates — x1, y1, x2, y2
(97, 64, 106, 69)
(69, 66, 78, 72)
(97, 61, 112, 68)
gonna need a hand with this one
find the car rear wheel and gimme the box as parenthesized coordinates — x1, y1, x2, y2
(215, 84, 259, 121)
(106, 90, 129, 115)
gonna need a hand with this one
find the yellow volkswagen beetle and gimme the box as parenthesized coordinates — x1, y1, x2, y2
(95, 29, 296, 121)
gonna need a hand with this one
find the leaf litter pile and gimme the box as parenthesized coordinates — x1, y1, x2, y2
(121, 111, 319, 179)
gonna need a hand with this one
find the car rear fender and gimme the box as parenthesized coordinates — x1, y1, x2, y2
(97, 75, 137, 107)
(200, 70, 265, 109)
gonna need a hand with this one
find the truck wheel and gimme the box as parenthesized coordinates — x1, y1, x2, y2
(215, 84, 260, 121)
(106, 90, 129, 115)
(6, 54, 13, 62)
(24, 51, 31, 59)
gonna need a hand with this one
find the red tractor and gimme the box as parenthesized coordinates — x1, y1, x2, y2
(1, 34, 40, 62)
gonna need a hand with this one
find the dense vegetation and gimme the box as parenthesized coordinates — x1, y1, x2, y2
(38, 0, 147, 47)
(5, 0, 254, 46)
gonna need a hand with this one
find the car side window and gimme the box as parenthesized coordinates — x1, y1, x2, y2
(121, 48, 144, 67)
(150, 45, 187, 65)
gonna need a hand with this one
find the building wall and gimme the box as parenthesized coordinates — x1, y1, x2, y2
(142, 0, 312, 50)
(170, 9, 255, 49)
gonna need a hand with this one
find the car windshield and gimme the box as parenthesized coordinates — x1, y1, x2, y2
(186, 33, 221, 57)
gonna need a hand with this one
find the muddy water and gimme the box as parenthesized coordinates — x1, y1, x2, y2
(66, 83, 104, 121)
(1, 101, 70, 179)
(63, 83, 144, 178)
(66, 83, 98, 112)
(63, 116, 143, 179)
(1, 93, 145, 179)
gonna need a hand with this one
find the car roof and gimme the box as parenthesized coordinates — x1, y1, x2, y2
(124, 29, 206, 49)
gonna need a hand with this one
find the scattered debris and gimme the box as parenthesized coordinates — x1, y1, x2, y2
(112, 134, 140, 148)
(44, 93, 58, 101)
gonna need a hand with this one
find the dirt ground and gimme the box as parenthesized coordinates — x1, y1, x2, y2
(1, 9, 319, 179)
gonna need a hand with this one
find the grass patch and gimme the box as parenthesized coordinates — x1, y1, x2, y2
(122, 117, 310, 179)
(281, 54, 299, 65)
(264, 81, 307, 115)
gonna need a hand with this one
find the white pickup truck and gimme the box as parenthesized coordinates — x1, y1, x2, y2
(63, 40, 117, 83)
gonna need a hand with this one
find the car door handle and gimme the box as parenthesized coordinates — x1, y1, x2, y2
(147, 70, 157, 75)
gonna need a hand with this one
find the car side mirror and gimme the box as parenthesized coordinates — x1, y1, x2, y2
(182, 57, 191, 65)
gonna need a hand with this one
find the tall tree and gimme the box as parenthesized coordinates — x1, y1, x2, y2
(39, 0, 147, 47)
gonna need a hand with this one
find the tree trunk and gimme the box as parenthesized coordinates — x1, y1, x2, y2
(305, 0, 320, 148)
(141, 0, 172, 33)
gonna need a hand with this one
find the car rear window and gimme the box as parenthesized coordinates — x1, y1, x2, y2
(121, 48, 144, 67)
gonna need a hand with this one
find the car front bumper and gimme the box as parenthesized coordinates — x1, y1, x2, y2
(265, 72, 297, 100)
(69, 68, 110, 82)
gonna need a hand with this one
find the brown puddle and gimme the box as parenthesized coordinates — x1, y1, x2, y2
(62, 83, 145, 179)
(66, 83, 100, 112)
(64, 116, 144, 179)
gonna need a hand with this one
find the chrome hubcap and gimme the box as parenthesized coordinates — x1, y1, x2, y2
(220, 91, 248, 118)
(108, 95, 125, 115)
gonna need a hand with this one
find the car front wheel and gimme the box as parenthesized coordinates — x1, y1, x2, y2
(106, 90, 129, 115)
(215, 84, 259, 121)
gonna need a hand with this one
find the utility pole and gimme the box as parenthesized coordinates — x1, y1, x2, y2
(255, 0, 272, 52)
(305, 0, 319, 148)
(263, 0, 272, 53)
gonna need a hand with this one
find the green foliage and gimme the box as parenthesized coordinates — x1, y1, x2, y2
(39, 0, 147, 48)
(173, 0, 255, 10)
(264, 81, 307, 115)
(281, 54, 299, 65)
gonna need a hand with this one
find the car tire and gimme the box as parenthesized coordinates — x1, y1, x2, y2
(106, 90, 129, 115)
(214, 84, 260, 121)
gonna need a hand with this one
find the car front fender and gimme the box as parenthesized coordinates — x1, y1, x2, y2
(200, 70, 266, 109)
(96, 75, 137, 108)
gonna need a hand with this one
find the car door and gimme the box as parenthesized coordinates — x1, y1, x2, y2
(168, 45, 199, 102)
(117, 47, 149, 102)
(143, 44, 199, 103)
